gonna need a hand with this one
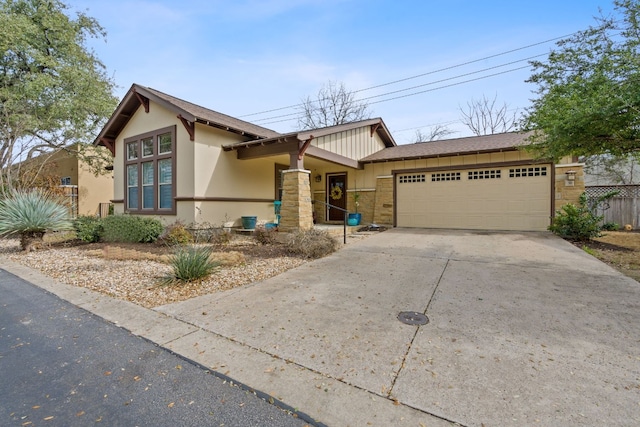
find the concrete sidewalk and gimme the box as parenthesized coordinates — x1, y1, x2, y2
(3, 229, 640, 426)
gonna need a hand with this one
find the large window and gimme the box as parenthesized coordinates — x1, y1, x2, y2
(124, 126, 176, 214)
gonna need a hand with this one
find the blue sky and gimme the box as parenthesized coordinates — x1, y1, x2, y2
(67, 0, 611, 143)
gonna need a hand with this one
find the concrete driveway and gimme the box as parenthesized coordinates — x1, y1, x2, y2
(157, 229, 640, 426)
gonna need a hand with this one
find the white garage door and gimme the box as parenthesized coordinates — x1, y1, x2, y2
(396, 165, 552, 231)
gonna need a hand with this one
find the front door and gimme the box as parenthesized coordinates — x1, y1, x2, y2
(327, 173, 347, 221)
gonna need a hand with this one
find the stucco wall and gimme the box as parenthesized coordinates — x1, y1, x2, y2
(112, 101, 281, 226)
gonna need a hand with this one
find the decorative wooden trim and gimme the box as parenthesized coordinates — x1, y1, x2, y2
(100, 138, 115, 156)
(174, 197, 274, 203)
(298, 136, 314, 160)
(236, 140, 298, 160)
(178, 115, 195, 141)
(370, 123, 380, 137)
(305, 146, 361, 169)
(134, 91, 150, 113)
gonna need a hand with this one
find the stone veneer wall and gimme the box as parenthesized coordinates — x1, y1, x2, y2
(279, 169, 313, 231)
(373, 177, 393, 225)
(343, 190, 373, 224)
(554, 164, 585, 210)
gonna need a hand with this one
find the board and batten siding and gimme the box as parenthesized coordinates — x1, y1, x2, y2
(312, 126, 387, 161)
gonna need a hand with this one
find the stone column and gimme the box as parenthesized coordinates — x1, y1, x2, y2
(279, 169, 313, 231)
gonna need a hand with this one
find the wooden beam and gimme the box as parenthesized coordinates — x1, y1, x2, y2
(178, 115, 195, 141)
(370, 123, 380, 137)
(298, 136, 314, 160)
(134, 91, 150, 113)
(236, 140, 298, 160)
(100, 138, 115, 156)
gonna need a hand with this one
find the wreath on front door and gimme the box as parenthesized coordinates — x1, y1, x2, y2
(330, 185, 343, 200)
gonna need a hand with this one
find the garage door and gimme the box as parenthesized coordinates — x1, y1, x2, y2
(396, 165, 551, 231)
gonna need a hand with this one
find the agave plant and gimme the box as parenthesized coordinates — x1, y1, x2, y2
(0, 189, 74, 251)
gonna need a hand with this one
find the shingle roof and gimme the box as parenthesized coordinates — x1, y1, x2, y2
(360, 132, 532, 163)
(222, 117, 396, 150)
(141, 86, 280, 139)
(95, 84, 280, 147)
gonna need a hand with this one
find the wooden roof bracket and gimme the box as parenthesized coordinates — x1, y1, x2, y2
(100, 137, 115, 156)
(178, 115, 195, 141)
(134, 91, 150, 113)
(370, 123, 380, 137)
(298, 135, 314, 160)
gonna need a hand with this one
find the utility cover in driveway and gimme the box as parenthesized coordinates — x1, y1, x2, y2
(396, 164, 552, 231)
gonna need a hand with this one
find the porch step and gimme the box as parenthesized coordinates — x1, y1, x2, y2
(314, 224, 360, 237)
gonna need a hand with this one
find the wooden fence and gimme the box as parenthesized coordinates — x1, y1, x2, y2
(60, 185, 78, 218)
(586, 185, 640, 229)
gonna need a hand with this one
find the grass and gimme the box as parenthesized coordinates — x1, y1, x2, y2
(581, 231, 640, 282)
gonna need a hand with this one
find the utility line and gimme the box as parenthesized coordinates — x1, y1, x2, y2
(252, 55, 540, 124)
(238, 33, 572, 119)
(257, 65, 531, 126)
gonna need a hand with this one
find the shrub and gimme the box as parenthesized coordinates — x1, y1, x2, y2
(253, 225, 278, 245)
(601, 222, 619, 231)
(210, 228, 233, 245)
(0, 189, 73, 251)
(548, 193, 602, 241)
(163, 245, 220, 284)
(159, 220, 193, 246)
(74, 215, 103, 243)
(188, 222, 216, 243)
(285, 228, 338, 259)
(101, 214, 163, 243)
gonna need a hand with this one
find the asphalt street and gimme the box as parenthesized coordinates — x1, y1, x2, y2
(0, 268, 314, 427)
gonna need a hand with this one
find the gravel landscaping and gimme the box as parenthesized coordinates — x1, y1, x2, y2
(0, 236, 308, 308)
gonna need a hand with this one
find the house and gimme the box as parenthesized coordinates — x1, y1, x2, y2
(95, 84, 583, 231)
(13, 145, 114, 217)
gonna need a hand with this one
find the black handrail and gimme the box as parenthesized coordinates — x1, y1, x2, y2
(313, 198, 349, 244)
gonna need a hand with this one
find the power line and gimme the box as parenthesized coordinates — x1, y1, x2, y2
(257, 65, 531, 126)
(252, 55, 540, 124)
(238, 33, 572, 119)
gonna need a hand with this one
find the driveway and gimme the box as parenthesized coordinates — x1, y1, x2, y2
(158, 228, 640, 426)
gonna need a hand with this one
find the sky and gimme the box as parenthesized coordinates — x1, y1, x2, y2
(65, 0, 613, 144)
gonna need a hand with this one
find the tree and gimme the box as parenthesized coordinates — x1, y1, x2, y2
(583, 153, 640, 184)
(521, 0, 640, 160)
(0, 0, 117, 194)
(297, 81, 372, 130)
(458, 94, 518, 136)
(413, 124, 455, 143)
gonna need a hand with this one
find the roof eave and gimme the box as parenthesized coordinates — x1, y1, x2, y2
(360, 146, 522, 164)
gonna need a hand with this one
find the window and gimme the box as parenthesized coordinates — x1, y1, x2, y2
(432, 172, 461, 182)
(468, 170, 501, 180)
(399, 174, 426, 183)
(124, 126, 175, 214)
(509, 166, 547, 178)
(60, 176, 72, 186)
(275, 164, 288, 201)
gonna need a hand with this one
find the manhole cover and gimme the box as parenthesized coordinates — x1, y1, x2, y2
(397, 311, 429, 325)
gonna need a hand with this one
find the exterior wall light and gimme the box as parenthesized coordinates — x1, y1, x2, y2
(315, 174, 322, 183)
(566, 170, 576, 181)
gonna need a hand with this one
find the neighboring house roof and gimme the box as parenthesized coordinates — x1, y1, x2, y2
(222, 118, 396, 151)
(95, 84, 280, 150)
(360, 131, 533, 163)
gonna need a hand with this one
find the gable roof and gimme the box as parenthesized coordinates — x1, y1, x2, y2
(95, 84, 280, 148)
(360, 131, 532, 163)
(222, 117, 396, 151)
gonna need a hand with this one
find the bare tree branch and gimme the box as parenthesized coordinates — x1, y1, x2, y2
(297, 81, 372, 130)
(459, 94, 518, 136)
(413, 125, 456, 143)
